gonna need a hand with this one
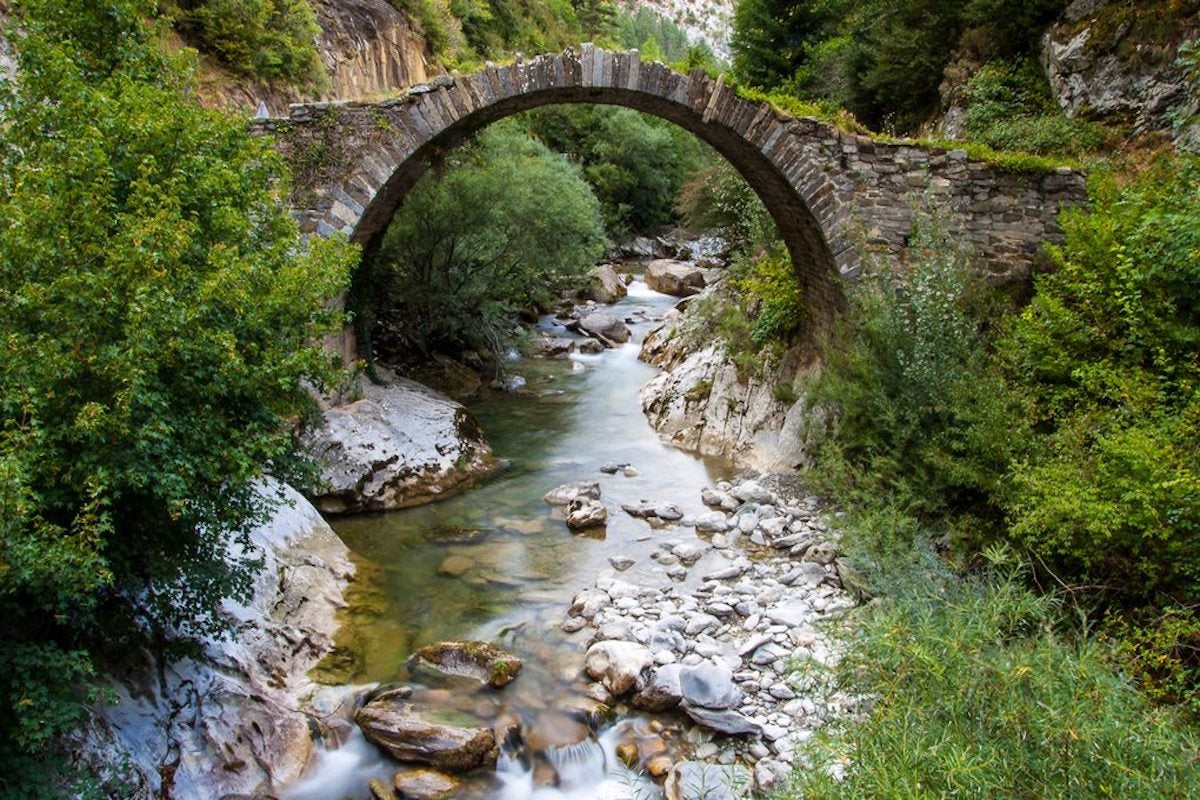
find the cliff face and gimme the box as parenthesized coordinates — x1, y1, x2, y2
(195, 0, 433, 115)
(1042, 0, 1200, 149)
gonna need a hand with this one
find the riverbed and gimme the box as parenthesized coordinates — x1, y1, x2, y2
(285, 277, 854, 799)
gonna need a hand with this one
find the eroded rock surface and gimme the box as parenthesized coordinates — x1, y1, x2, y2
(355, 699, 497, 772)
(305, 378, 497, 514)
(409, 641, 523, 689)
(77, 484, 355, 798)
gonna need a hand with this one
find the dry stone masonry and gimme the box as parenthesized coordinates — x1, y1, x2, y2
(258, 46, 1087, 357)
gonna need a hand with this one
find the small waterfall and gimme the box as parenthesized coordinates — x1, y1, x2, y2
(282, 728, 393, 800)
(546, 738, 607, 790)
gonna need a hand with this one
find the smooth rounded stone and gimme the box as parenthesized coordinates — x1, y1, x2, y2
(654, 503, 684, 521)
(742, 613, 762, 631)
(561, 616, 588, 633)
(707, 602, 735, 617)
(578, 338, 605, 354)
(780, 561, 827, 589)
(586, 263, 629, 304)
(408, 641, 523, 689)
(599, 462, 627, 474)
(681, 654, 704, 666)
(601, 578, 644, 600)
(653, 551, 681, 566)
(738, 633, 774, 658)
(543, 481, 601, 506)
(748, 532, 766, 546)
(584, 641, 653, 696)
(760, 724, 788, 742)
(568, 588, 610, 619)
(577, 312, 631, 344)
(733, 601, 756, 617)
(644, 259, 708, 297)
(595, 621, 635, 642)
(355, 701, 497, 772)
(654, 650, 678, 665)
(608, 555, 635, 572)
(658, 615, 687, 632)
(737, 514, 758, 534)
(666, 565, 688, 582)
(615, 596, 639, 610)
(704, 564, 747, 581)
(751, 644, 787, 666)
(393, 768, 460, 800)
(679, 662, 741, 710)
(567, 497, 608, 530)
(748, 742, 771, 761)
(694, 642, 724, 659)
(757, 517, 789, 538)
(710, 533, 730, 549)
(684, 613, 720, 637)
(371, 778, 394, 800)
(695, 511, 729, 533)
(633, 663, 683, 711)
(585, 682, 613, 703)
(535, 336, 575, 359)
(622, 465, 640, 477)
(803, 542, 839, 565)
(767, 684, 796, 701)
(437, 554, 474, 577)
(731, 480, 775, 505)
(701, 488, 730, 508)
(672, 542, 704, 564)
(681, 703, 764, 737)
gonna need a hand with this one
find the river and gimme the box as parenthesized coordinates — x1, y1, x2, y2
(287, 278, 742, 798)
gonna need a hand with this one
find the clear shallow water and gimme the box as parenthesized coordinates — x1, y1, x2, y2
(293, 279, 736, 798)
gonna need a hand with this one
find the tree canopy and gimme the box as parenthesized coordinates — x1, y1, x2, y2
(0, 0, 354, 791)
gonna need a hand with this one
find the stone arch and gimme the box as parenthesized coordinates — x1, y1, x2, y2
(263, 46, 1087, 361)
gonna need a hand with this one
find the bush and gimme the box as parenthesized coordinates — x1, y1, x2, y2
(789, 568, 1200, 798)
(370, 122, 604, 361)
(175, 0, 326, 89)
(0, 1, 354, 790)
(804, 213, 1020, 525)
(1000, 157, 1200, 602)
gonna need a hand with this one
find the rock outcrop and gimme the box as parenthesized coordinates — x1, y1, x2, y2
(644, 259, 709, 297)
(77, 484, 355, 799)
(585, 263, 629, 304)
(305, 377, 497, 514)
(1042, 0, 1200, 149)
(639, 305, 813, 471)
(355, 699, 497, 771)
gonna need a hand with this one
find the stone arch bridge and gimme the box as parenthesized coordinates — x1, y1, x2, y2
(258, 46, 1086, 356)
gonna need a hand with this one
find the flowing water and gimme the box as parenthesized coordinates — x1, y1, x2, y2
(288, 278, 737, 799)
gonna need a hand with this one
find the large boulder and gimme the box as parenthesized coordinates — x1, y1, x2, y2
(584, 641, 653, 696)
(567, 497, 608, 531)
(305, 378, 497, 514)
(355, 700, 497, 772)
(78, 483, 356, 798)
(586, 264, 629, 304)
(575, 313, 631, 345)
(408, 641, 523, 689)
(644, 260, 707, 297)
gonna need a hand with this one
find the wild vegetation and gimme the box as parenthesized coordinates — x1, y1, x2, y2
(0, 0, 354, 793)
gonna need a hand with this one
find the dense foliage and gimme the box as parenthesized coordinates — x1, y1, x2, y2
(732, 0, 1071, 134)
(521, 105, 708, 235)
(370, 123, 605, 362)
(170, 0, 326, 88)
(788, 564, 1200, 799)
(0, 0, 354, 791)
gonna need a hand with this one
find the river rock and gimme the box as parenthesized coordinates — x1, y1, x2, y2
(77, 483, 355, 798)
(803, 542, 839, 565)
(584, 641, 653, 696)
(679, 704, 763, 737)
(543, 481, 602, 506)
(644, 259, 707, 297)
(578, 338, 606, 354)
(679, 662, 741, 710)
(393, 769, 460, 799)
(633, 664, 683, 711)
(665, 762, 752, 800)
(695, 511, 729, 533)
(408, 641, 523, 689)
(438, 554, 474, 577)
(304, 378, 496, 514)
(586, 264, 629, 304)
(567, 497, 608, 530)
(536, 336, 575, 358)
(355, 700, 497, 772)
(576, 313, 631, 344)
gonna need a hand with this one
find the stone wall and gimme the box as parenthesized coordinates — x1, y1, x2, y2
(258, 47, 1087, 359)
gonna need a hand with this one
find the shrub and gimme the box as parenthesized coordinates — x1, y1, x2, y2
(1000, 157, 1200, 602)
(175, 0, 327, 89)
(789, 569, 1200, 799)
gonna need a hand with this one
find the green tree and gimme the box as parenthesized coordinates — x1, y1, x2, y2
(731, 0, 845, 91)
(371, 123, 605, 360)
(0, 0, 354, 791)
(1000, 158, 1200, 602)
